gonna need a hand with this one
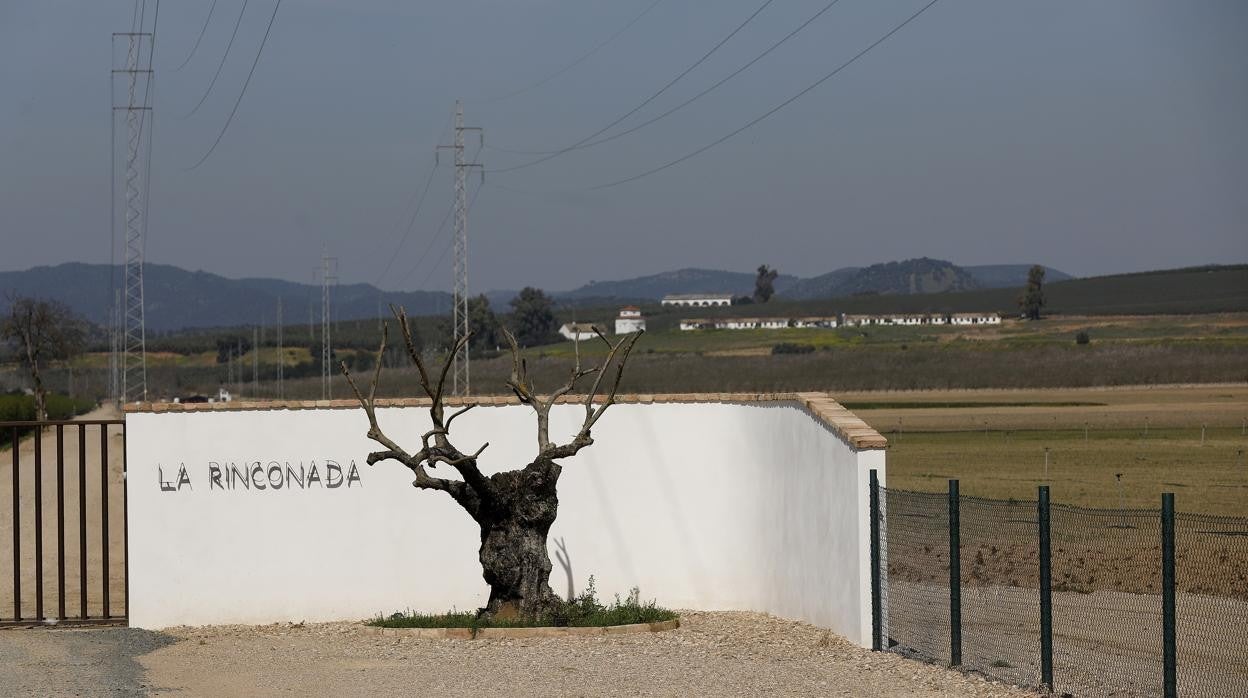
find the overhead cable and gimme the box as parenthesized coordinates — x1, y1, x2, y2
(185, 0, 283, 171)
(488, 0, 777, 174)
(180, 0, 250, 119)
(588, 0, 943, 190)
(491, 0, 667, 102)
(373, 111, 456, 287)
(555, 0, 847, 153)
(175, 0, 219, 71)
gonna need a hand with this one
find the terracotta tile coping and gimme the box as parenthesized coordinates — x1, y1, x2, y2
(124, 392, 887, 450)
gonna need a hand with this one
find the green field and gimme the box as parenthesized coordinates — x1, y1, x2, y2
(843, 385, 1248, 516)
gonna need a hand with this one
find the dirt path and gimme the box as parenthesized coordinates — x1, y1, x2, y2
(133, 612, 1029, 697)
(0, 626, 173, 696)
(0, 405, 127, 621)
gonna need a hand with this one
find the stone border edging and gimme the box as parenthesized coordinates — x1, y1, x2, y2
(124, 392, 887, 450)
(361, 617, 680, 639)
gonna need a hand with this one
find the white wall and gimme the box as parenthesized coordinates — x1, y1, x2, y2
(126, 402, 884, 645)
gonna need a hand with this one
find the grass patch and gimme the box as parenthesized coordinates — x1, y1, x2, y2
(369, 577, 677, 630)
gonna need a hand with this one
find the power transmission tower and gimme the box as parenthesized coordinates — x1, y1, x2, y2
(436, 100, 483, 395)
(112, 23, 155, 403)
(318, 251, 338, 399)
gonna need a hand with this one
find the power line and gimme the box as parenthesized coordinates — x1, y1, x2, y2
(491, 0, 667, 102)
(180, 0, 250, 120)
(488, 0, 777, 174)
(374, 157, 440, 287)
(588, 0, 943, 190)
(400, 199, 456, 287)
(185, 0, 283, 171)
(373, 111, 455, 287)
(399, 163, 482, 291)
(174, 0, 218, 71)
(548, 0, 847, 154)
(417, 182, 483, 291)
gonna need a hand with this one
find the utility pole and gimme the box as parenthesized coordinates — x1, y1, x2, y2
(253, 325, 259, 399)
(319, 250, 338, 400)
(109, 289, 122, 403)
(436, 100, 483, 395)
(277, 297, 284, 399)
(112, 20, 155, 403)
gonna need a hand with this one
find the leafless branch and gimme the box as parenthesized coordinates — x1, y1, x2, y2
(340, 306, 492, 504)
(502, 327, 644, 460)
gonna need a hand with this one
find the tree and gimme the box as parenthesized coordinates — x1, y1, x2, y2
(509, 287, 558, 346)
(754, 265, 779, 303)
(467, 295, 499, 352)
(1, 295, 87, 421)
(341, 306, 642, 619)
(1018, 265, 1046, 320)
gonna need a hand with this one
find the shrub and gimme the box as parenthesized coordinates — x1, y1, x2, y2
(1075, 331, 1091, 345)
(772, 342, 815, 355)
(370, 576, 677, 630)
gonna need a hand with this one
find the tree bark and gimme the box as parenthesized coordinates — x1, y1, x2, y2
(30, 364, 46, 423)
(476, 459, 563, 618)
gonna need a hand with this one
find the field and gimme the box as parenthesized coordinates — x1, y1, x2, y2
(845, 385, 1248, 516)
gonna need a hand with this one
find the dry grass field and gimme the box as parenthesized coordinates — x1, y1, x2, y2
(847, 385, 1248, 516)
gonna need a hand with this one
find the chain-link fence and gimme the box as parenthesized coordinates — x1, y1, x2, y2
(871, 477, 1248, 698)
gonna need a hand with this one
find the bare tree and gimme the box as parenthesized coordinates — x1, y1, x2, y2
(1, 295, 88, 422)
(341, 306, 642, 618)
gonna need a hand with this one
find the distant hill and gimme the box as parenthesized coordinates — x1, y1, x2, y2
(0, 263, 452, 331)
(795, 258, 980, 299)
(964, 264, 1074, 288)
(659, 264, 1248, 319)
(775, 267, 861, 300)
(549, 259, 1075, 304)
(557, 267, 801, 302)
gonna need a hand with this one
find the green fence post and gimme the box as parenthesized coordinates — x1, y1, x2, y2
(1039, 485, 1054, 691)
(949, 479, 962, 667)
(870, 469, 883, 651)
(1162, 493, 1177, 698)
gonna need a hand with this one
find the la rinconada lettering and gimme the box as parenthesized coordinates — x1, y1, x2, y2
(158, 460, 362, 493)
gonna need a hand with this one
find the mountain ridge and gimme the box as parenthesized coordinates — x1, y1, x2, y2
(1, 259, 1076, 330)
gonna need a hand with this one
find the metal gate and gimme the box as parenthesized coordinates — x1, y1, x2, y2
(1, 420, 127, 627)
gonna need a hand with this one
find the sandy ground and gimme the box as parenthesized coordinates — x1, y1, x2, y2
(0, 405, 127, 621)
(0, 612, 1035, 697)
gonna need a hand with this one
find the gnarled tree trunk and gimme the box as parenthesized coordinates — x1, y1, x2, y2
(340, 307, 640, 620)
(476, 461, 562, 616)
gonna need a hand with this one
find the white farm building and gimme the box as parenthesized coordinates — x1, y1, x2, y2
(615, 306, 646, 334)
(661, 294, 733, 308)
(679, 316, 838, 331)
(558, 323, 599, 341)
(950, 312, 1001, 326)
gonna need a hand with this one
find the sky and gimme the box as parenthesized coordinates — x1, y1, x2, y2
(1, 0, 1245, 292)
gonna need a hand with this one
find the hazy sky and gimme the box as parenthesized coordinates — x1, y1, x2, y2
(1, 1, 1245, 292)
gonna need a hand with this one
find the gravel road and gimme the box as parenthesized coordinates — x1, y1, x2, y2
(0, 626, 173, 696)
(1, 612, 1035, 696)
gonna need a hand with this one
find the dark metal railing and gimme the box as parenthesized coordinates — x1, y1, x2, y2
(2, 420, 127, 627)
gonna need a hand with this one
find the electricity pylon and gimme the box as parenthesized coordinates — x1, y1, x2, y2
(437, 101, 483, 395)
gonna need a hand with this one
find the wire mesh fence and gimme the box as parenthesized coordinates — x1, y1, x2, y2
(873, 478, 1248, 698)
(1174, 512, 1248, 698)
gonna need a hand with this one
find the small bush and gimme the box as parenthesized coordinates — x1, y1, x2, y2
(1075, 331, 1091, 345)
(370, 576, 678, 630)
(772, 342, 815, 355)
